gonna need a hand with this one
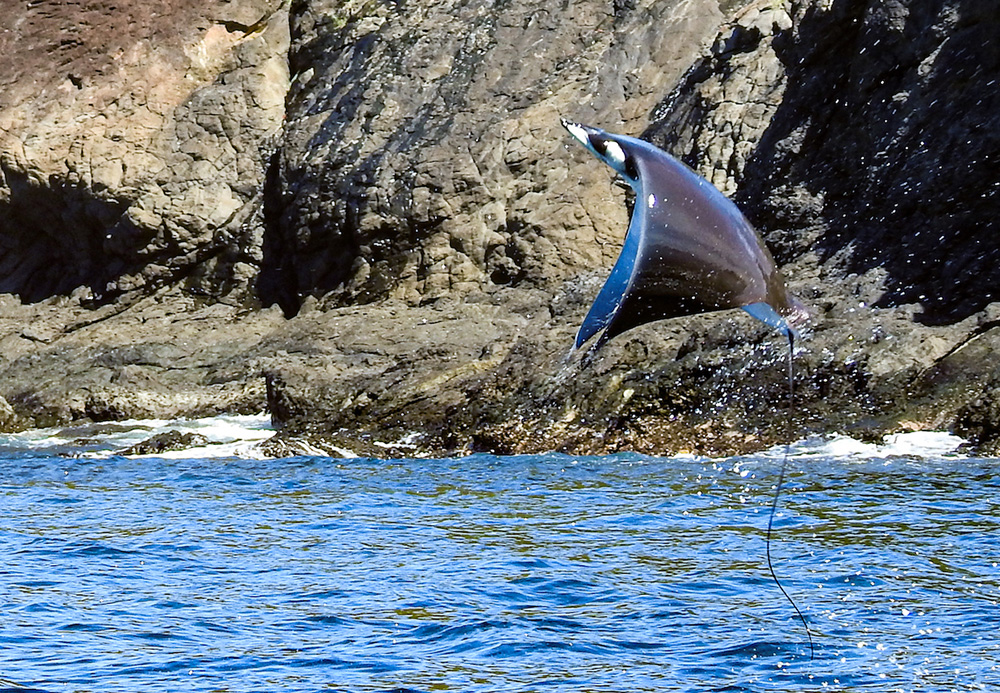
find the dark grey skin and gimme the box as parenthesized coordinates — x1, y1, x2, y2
(562, 120, 804, 351)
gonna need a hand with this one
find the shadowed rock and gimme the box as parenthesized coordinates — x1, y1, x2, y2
(647, 0, 1000, 324)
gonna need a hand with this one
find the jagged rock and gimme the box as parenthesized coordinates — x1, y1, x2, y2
(956, 387, 1000, 457)
(0, 294, 284, 428)
(0, 393, 21, 433)
(648, 0, 1000, 324)
(262, 0, 726, 314)
(119, 430, 211, 456)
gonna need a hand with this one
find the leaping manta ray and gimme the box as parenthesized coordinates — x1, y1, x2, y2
(562, 119, 815, 660)
(561, 120, 804, 351)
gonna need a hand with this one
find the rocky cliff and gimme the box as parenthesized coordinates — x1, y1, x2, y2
(0, 0, 289, 303)
(1, 0, 997, 456)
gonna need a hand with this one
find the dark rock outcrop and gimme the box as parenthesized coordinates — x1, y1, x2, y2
(957, 386, 1000, 457)
(0, 0, 997, 457)
(651, 0, 1000, 324)
(119, 430, 211, 456)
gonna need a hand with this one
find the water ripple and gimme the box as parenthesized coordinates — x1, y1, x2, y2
(1, 452, 999, 691)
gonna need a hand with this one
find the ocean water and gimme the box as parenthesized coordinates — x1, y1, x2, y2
(1, 417, 998, 692)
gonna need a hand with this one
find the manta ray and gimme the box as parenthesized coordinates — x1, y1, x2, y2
(562, 120, 803, 351)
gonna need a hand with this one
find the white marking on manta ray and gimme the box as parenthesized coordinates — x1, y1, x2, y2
(604, 141, 626, 168)
(647, 193, 656, 208)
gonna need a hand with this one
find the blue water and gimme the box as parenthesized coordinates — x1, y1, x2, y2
(2, 445, 999, 692)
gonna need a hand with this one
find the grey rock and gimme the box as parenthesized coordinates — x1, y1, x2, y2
(0, 394, 21, 433)
(649, 0, 1000, 323)
(0, 293, 283, 428)
(262, 0, 726, 314)
(0, 0, 289, 303)
(957, 387, 1000, 457)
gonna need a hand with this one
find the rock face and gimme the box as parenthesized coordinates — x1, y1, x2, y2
(0, 0, 998, 457)
(640, 0, 1000, 448)
(262, 0, 727, 314)
(650, 0, 1000, 324)
(0, 0, 289, 303)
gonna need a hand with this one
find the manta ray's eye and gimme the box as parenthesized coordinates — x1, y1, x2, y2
(624, 156, 639, 181)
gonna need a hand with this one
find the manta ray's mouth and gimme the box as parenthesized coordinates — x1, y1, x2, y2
(561, 119, 627, 169)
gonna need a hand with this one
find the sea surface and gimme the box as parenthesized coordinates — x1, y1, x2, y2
(1, 416, 998, 692)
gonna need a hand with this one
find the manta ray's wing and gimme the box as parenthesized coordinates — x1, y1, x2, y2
(564, 121, 800, 350)
(574, 197, 644, 349)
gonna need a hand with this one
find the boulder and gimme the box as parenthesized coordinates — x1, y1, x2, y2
(119, 430, 211, 456)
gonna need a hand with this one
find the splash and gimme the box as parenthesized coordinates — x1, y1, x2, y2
(776, 431, 967, 461)
(0, 413, 276, 459)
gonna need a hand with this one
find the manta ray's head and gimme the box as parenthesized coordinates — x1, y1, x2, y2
(561, 119, 639, 187)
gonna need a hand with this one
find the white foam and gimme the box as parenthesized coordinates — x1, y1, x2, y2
(0, 413, 275, 459)
(777, 430, 967, 461)
(1, 413, 971, 462)
(880, 430, 967, 457)
(118, 413, 276, 459)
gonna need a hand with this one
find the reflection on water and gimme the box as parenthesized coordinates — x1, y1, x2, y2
(2, 444, 999, 692)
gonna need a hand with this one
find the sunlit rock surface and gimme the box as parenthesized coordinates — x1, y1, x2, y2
(0, 0, 289, 302)
(262, 0, 725, 313)
(0, 0, 997, 456)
